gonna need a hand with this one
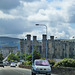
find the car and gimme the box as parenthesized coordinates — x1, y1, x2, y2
(14, 61, 18, 66)
(0, 61, 4, 68)
(3, 62, 7, 66)
(10, 62, 16, 67)
(31, 59, 51, 75)
(3, 61, 9, 66)
(20, 60, 25, 64)
(15, 62, 17, 66)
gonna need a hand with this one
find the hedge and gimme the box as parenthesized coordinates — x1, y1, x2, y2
(53, 58, 75, 68)
(47, 59, 56, 66)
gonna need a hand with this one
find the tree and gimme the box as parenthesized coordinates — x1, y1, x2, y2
(0, 53, 3, 61)
(7, 53, 19, 62)
(27, 46, 41, 62)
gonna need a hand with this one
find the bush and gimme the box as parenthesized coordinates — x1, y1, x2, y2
(41, 58, 46, 60)
(54, 58, 75, 68)
(47, 59, 56, 66)
(26, 61, 32, 65)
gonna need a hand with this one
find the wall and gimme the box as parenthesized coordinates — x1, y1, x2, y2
(51, 67, 75, 75)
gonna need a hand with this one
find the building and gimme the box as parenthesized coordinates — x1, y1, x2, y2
(48, 36, 75, 59)
(20, 35, 42, 55)
(20, 34, 75, 59)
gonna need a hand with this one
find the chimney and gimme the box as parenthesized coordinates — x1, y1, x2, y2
(27, 34, 31, 41)
(50, 36, 54, 40)
(33, 36, 37, 41)
(42, 34, 47, 40)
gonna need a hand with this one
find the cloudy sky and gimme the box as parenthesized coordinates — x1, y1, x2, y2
(0, 0, 75, 39)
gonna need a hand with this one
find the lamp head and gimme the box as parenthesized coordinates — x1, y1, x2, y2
(35, 24, 39, 26)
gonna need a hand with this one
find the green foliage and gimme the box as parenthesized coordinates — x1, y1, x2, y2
(26, 46, 41, 62)
(41, 58, 46, 60)
(47, 59, 56, 66)
(26, 53, 32, 61)
(16, 52, 20, 59)
(7, 53, 19, 62)
(54, 58, 75, 68)
(0, 53, 3, 61)
(17, 52, 29, 61)
(26, 61, 32, 65)
(7, 46, 41, 65)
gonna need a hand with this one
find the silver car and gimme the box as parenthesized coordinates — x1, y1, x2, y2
(32, 59, 51, 75)
(10, 62, 16, 67)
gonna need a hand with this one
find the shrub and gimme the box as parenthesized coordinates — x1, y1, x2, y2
(53, 58, 75, 68)
(26, 61, 32, 65)
(47, 59, 56, 66)
(41, 58, 46, 60)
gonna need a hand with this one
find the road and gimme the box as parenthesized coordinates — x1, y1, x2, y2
(0, 66, 58, 75)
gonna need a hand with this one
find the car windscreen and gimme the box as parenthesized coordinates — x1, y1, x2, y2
(36, 60, 49, 66)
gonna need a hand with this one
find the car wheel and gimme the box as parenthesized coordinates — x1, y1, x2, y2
(32, 72, 34, 75)
(34, 73, 36, 75)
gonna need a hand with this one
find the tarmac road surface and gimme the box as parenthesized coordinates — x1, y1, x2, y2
(0, 66, 58, 75)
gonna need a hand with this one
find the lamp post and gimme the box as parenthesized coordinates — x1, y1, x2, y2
(73, 36, 75, 39)
(25, 36, 27, 65)
(25, 43, 26, 65)
(32, 39, 33, 65)
(35, 24, 48, 59)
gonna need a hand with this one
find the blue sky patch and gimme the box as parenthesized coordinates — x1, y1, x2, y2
(70, 23, 75, 29)
(56, 7, 61, 10)
(47, 0, 62, 2)
(47, 0, 53, 2)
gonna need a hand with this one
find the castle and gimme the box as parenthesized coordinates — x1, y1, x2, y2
(20, 34, 75, 59)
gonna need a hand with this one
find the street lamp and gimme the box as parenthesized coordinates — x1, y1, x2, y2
(25, 36, 27, 65)
(73, 36, 75, 39)
(36, 24, 47, 36)
(32, 39, 34, 65)
(35, 24, 48, 59)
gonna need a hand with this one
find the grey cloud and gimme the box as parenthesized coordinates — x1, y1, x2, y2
(0, 0, 20, 10)
(0, 0, 40, 10)
(67, 2, 75, 23)
(0, 18, 34, 35)
(22, 0, 40, 2)
(69, 15, 75, 23)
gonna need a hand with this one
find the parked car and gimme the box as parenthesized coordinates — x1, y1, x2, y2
(0, 61, 4, 68)
(31, 59, 51, 75)
(3, 62, 7, 66)
(20, 60, 25, 64)
(14, 61, 18, 66)
(10, 62, 16, 67)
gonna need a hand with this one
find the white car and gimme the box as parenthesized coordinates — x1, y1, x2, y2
(10, 62, 16, 67)
(32, 59, 51, 75)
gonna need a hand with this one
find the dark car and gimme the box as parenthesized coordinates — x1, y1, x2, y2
(0, 61, 4, 67)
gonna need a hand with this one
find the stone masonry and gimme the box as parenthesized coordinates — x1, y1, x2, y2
(20, 34, 75, 59)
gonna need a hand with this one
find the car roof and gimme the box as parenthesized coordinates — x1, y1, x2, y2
(34, 59, 48, 62)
